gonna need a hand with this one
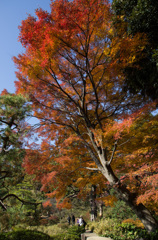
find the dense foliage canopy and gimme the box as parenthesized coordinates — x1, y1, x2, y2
(112, 0, 158, 100)
(0, 92, 31, 210)
(13, 0, 158, 232)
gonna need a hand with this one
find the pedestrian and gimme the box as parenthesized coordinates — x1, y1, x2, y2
(83, 218, 87, 229)
(78, 216, 87, 229)
(78, 216, 83, 226)
(72, 214, 75, 225)
(67, 215, 71, 225)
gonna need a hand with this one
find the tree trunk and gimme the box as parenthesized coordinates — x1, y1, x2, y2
(101, 164, 158, 232)
(86, 128, 158, 232)
(90, 185, 97, 221)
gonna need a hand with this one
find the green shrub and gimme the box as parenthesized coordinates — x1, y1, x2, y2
(67, 225, 85, 235)
(104, 200, 137, 220)
(0, 206, 30, 231)
(88, 218, 158, 240)
(51, 233, 80, 240)
(64, 234, 81, 240)
(57, 234, 80, 240)
(102, 222, 158, 240)
(51, 234, 65, 240)
(50, 225, 85, 240)
(57, 222, 69, 230)
(51, 233, 79, 240)
(0, 233, 8, 240)
(27, 224, 67, 236)
(88, 218, 120, 236)
(1, 230, 51, 240)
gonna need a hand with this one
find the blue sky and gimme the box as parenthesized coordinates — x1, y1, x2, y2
(0, 0, 50, 94)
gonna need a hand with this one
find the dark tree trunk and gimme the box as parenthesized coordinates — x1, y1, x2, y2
(90, 185, 97, 221)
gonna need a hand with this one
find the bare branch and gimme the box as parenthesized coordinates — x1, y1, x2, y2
(84, 167, 99, 171)
(0, 200, 7, 211)
(107, 140, 118, 165)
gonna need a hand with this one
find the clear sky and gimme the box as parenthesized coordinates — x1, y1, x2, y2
(0, 0, 50, 94)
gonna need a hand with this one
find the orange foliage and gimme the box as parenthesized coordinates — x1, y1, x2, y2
(100, 195, 117, 207)
(14, 0, 158, 217)
(43, 199, 52, 208)
(57, 198, 72, 210)
(122, 219, 144, 229)
(0, 89, 9, 96)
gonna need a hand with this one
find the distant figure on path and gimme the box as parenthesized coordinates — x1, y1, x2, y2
(72, 214, 75, 225)
(67, 215, 71, 225)
(78, 215, 86, 228)
(78, 215, 83, 226)
(83, 218, 87, 229)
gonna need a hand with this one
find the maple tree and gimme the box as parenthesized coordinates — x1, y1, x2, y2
(14, 0, 158, 232)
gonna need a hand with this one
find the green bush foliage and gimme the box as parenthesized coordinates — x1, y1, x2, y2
(0, 225, 85, 240)
(0, 207, 27, 231)
(51, 233, 80, 240)
(25, 223, 68, 236)
(50, 225, 85, 240)
(88, 218, 158, 240)
(88, 218, 120, 236)
(67, 225, 85, 235)
(104, 200, 137, 220)
(0, 230, 51, 240)
(104, 223, 158, 240)
(0, 233, 8, 240)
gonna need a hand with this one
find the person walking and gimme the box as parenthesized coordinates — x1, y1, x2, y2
(67, 215, 71, 225)
(78, 216, 83, 226)
(78, 216, 87, 229)
(72, 214, 75, 225)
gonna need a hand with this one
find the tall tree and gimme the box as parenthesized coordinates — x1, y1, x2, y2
(112, 0, 158, 100)
(14, 0, 157, 232)
(0, 91, 41, 210)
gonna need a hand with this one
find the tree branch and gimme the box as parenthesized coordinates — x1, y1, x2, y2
(1, 194, 42, 206)
(84, 167, 99, 171)
(0, 200, 7, 211)
(107, 140, 118, 165)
